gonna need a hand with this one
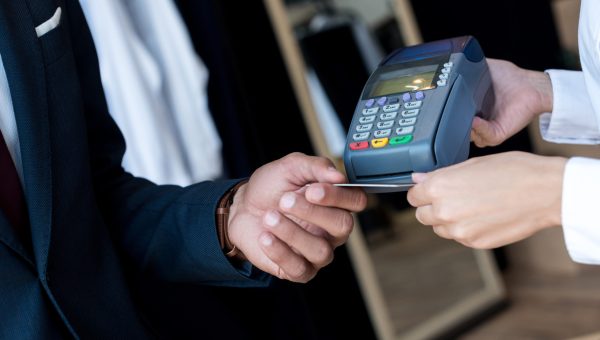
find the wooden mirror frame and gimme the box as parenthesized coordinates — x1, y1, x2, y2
(263, 1, 507, 338)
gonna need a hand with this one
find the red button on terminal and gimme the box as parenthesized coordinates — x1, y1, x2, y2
(350, 141, 369, 150)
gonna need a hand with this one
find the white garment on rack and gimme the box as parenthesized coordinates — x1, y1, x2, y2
(0, 52, 23, 185)
(79, 0, 222, 186)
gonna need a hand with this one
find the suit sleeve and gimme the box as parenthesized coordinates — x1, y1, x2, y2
(63, 0, 269, 286)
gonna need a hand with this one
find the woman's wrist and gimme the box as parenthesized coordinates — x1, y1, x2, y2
(538, 155, 567, 229)
(527, 69, 554, 115)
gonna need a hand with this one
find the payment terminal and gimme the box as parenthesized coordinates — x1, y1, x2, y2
(342, 36, 491, 193)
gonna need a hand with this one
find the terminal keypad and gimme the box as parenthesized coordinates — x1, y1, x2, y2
(350, 91, 423, 149)
(349, 59, 453, 151)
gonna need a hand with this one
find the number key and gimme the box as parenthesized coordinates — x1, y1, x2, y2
(382, 104, 400, 112)
(377, 121, 394, 129)
(374, 129, 391, 138)
(399, 118, 416, 126)
(359, 116, 376, 124)
(403, 101, 422, 109)
(356, 124, 373, 132)
(362, 107, 379, 115)
(353, 132, 370, 141)
(380, 112, 398, 121)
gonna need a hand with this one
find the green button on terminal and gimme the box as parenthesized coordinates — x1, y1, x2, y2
(390, 135, 413, 145)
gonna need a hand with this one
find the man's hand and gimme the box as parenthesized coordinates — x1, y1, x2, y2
(226, 153, 367, 283)
(471, 59, 554, 147)
(407, 152, 566, 249)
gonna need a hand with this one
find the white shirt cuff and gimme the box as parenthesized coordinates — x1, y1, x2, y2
(539, 69, 600, 144)
(562, 157, 600, 264)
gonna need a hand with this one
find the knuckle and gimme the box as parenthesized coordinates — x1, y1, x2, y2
(317, 156, 334, 169)
(432, 204, 453, 223)
(285, 152, 305, 161)
(314, 241, 334, 267)
(432, 226, 449, 239)
(353, 191, 368, 211)
(289, 261, 309, 281)
(275, 266, 287, 280)
(336, 212, 354, 237)
(415, 208, 428, 225)
(423, 180, 440, 199)
(450, 226, 474, 244)
(282, 152, 304, 168)
(299, 268, 317, 283)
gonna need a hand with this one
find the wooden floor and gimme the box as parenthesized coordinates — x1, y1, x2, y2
(460, 265, 600, 340)
(364, 208, 500, 339)
(362, 206, 600, 340)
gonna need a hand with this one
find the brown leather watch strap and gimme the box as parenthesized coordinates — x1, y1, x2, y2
(216, 180, 247, 258)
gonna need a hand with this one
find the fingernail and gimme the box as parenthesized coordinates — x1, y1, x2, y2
(308, 186, 325, 201)
(328, 166, 338, 172)
(261, 234, 273, 246)
(412, 172, 428, 183)
(265, 211, 280, 227)
(280, 193, 296, 209)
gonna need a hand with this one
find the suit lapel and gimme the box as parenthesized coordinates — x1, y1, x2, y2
(0, 0, 55, 276)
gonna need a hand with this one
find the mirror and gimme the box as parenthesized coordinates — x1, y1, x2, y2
(264, 0, 507, 338)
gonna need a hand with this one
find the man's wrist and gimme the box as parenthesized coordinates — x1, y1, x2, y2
(216, 181, 248, 260)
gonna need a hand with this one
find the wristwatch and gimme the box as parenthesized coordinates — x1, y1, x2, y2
(216, 180, 247, 258)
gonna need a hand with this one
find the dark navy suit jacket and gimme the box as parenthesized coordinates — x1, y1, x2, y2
(0, 0, 268, 338)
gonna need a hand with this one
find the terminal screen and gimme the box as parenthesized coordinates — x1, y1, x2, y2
(370, 64, 438, 97)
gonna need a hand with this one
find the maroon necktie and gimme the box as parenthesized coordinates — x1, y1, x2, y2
(0, 130, 29, 241)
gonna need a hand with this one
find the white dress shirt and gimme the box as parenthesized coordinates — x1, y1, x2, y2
(0, 53, 24, 185)
(540, 0, 600, 264)
(79, 0, 223, 186)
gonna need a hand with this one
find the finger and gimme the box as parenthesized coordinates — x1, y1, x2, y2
(471, 129, 486, 148)
(283, 153, 346, 185)
(471, 116, 502, 147)
(414, 205, 441, 226)
(305, 183, 367, 212)
(432, 225, 452, 240)
(407, 183, 433, 207)
(279, 192, 353, 246)
(263, 210, 333, 268)
(412, 172, 428, 184)
(259, 232, 317, 283)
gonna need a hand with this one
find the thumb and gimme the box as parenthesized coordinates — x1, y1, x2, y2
(412, 172, 428, 184)
(286, 153, 346, 184)
(471, 116, 503, 147)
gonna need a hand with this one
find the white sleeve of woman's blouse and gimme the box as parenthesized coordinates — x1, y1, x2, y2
(561, 157, 600, 264)
(543, 73, 600, 263)
(539, 70, 600, 144)
(540, 0, 600, 264)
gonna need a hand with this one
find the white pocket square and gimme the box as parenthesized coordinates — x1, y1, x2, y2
(35, 7, 62, 38)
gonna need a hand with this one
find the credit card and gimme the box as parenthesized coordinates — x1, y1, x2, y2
(333, 183, 414, 188)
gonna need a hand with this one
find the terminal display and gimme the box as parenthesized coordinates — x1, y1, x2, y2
(369, 65, 438, 97)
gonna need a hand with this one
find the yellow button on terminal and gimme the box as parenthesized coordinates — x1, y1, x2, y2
(371, 138, 388, 148)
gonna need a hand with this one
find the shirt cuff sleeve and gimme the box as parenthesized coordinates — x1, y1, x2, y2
(562, 157, 600, 264)
(539, 69, 600, 144)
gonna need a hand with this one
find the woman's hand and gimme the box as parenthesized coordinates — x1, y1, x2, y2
(407, 152, 566, 249)
(471, 59, 554, 147)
